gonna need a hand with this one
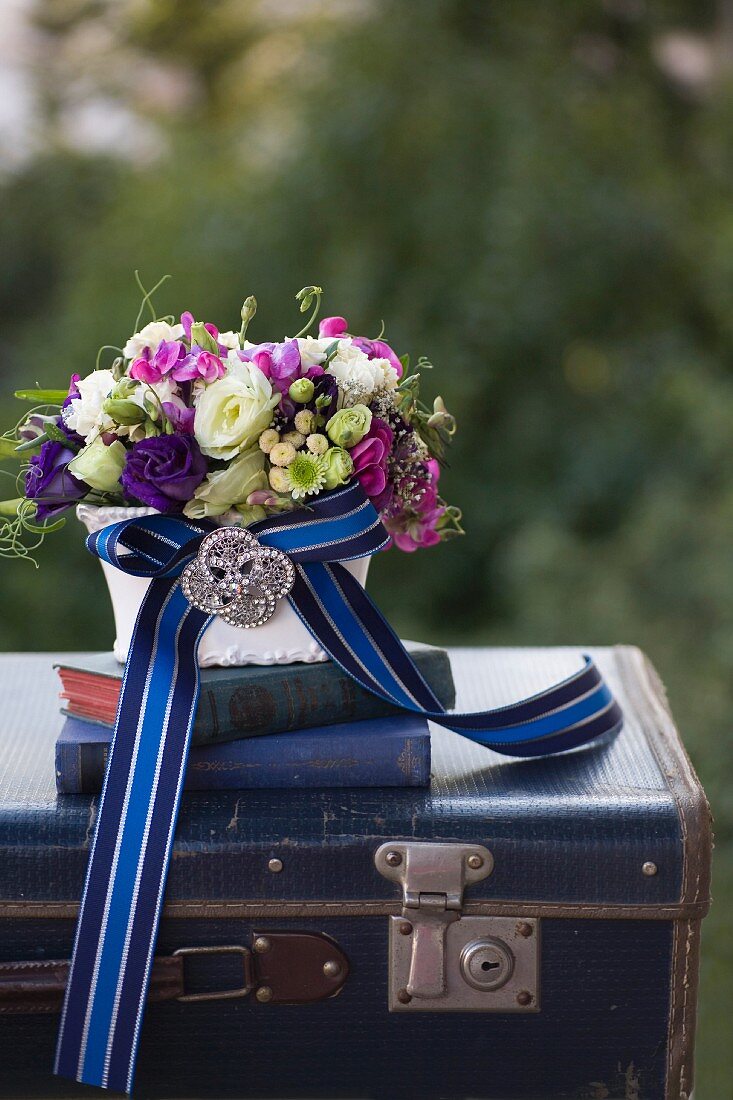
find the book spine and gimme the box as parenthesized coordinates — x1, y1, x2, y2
(61, 649, 455, 745)
(55, 737, 108, 795)
(192, 648, 453, 745)
(55, 721, 431, 794)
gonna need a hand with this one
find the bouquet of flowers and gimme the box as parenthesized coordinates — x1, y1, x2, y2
(0, 281, 462, 559)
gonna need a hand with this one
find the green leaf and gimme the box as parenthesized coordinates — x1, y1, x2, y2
(0, 438, 22, 459)
(14, 434, 47, 453)
(0, 498, 23, 517)
(14, 389, 68, 404)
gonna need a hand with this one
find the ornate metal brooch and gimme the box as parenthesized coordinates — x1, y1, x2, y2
(180, 527, 296, 629)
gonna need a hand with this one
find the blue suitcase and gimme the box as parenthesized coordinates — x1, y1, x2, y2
(0, 646, 711, 1100)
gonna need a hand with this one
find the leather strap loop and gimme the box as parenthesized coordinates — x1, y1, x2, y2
(0, 955, 183, 1015)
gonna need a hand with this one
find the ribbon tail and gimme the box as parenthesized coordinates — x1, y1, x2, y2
(289, 560, 623, 757)
(55, 578, 210, 1094)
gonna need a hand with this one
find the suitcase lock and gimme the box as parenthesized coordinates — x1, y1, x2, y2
(375, 841, 540, 1013)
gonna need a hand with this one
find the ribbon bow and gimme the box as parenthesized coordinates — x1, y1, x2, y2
(56, 482, 622, 1094)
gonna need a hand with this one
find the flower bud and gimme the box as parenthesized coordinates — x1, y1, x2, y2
(241, 296, 257, 326)
(190, 322, 219, 354)
(68, 438, 127, 492)
(289, 377, 315, 404)
(326, 404, 372, 448)
(322, 446, 354, 490)
(102, 398, 147, 425)
(426, 395, 456, 435)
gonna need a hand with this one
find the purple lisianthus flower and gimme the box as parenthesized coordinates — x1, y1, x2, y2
(121, 434, 207, 513)
(25, 438, 87, 521)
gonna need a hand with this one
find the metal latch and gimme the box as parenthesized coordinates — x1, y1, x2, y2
(375, 841, 539, 1013)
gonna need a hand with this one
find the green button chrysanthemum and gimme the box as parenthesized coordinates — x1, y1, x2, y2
(287, 451, 327, 499)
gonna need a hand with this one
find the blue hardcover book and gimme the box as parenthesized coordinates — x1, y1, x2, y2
(55, 713, 431, 794)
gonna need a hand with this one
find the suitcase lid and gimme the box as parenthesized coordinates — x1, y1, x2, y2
(0, 646, 711, 920)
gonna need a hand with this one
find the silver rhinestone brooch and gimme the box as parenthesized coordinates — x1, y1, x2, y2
(180, 527, 296, 629)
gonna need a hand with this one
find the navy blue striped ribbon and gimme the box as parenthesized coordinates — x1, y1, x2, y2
(56, 481, 622, 1093)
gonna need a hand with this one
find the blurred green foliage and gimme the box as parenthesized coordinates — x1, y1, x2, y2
(1, 1, 732, 1094)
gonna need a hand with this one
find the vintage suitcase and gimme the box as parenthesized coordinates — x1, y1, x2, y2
(0, 646, 712, 1100)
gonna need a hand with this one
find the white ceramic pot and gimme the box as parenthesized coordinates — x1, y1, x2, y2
(77, 504, 369, 667)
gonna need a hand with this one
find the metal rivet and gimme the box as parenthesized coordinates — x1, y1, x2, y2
(397, 988, 412, 1004)
(253, 936, 271, 954)
(385, 850, 402, 867)
(642, 861, 658, 877)
(398, 921, 413, 936)
(516, 990, 532, 1007)
(256, 986, 273, 1003)
(516, 921, 533, 938)
(323, 959, 341, 978)
(268, 858, 283, 873)
(467, 854, 484, 870)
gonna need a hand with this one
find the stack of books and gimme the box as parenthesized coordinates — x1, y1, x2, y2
(53, 644, 455, 795)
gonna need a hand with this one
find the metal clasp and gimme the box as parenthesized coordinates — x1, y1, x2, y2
(374, 842, 494, 1000)
(173, 944, 254, 1003)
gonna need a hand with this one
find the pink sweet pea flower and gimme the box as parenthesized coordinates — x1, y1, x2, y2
(383, 458, 444, 551)
(387, 503, 445, 552)
(350, 418, 394, 501)
(171, 350, 225, 383)
(129, 339, 186, 383)
(318, 316, 348, 338)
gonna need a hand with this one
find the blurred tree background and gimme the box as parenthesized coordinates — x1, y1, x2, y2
(0, 0, 732, 1093)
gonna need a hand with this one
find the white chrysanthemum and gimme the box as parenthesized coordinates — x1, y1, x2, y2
(62, 369, 117, 439)
(123, 320, 184, 360)
(297, 335, 334, 370)
(326, 339, 398, 397)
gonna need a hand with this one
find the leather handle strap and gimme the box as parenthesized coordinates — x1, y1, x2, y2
(0, 956, 183, 1015)
(0, 932, 349, 1014)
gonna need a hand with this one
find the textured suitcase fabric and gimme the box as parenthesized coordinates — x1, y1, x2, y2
(0, 646, 712, 1100)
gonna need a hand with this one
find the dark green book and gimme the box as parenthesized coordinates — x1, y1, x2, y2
(55, 642, 454, 747)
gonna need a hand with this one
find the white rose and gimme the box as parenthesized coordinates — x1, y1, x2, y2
(297, 335, 334, 370)
(194, 359, 279, 460)
(123, 320, 185, 360)
(183, 446, 267, 519)
(217, 330, 241, 351)
(68, 438, 127, 493)
(326, 339, 398, 397)
(61, 369, 117, 439)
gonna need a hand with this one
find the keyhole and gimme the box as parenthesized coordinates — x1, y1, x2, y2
(481, 959, 500, 972)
